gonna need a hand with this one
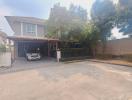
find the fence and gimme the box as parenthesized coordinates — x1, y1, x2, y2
(0, 52, 11, 67)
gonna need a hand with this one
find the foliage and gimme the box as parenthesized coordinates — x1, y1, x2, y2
(47, 1, 128, 57)
(81, 22, 99, 41)
(67, 22, 84, 42)
(95, 54, 113, 60)
(69, 4, 87, 22)
(47, 3, 70, 39)
(116, 0, 132, 37)
(0, 44, 6, 53)
(81, 22, 100, 56)
(91, 0, 116, 42)
(47, 3, 87, 40)
(91, 0, 116, 54)
(122, 54, 132, 62)
(61, 48, 90, 58)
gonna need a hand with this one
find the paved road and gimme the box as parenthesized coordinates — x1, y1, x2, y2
(0, 61, 132, 100)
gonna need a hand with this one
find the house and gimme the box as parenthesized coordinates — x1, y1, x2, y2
(6, 16, 59, 60)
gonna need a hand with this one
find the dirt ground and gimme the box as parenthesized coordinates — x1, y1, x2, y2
(0, 61, 132, 100)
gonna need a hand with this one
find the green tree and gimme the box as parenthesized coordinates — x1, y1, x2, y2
(47, 3, 87, 40)
(91, 0, 116, 52)
(67, 25, 83, 42)
(117, 0, 132, 37)
(0, 44, 6, 53)
(81, 22, 100, 56)
(69, 4, 87, 22)
(47, 3, 70, 39)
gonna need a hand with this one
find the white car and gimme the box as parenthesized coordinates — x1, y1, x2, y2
(26, 52, 41, 61)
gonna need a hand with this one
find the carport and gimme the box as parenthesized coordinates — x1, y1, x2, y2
(8, 36, 59, 61)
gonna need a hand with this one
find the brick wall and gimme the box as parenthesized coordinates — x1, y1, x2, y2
(97, 38, 132, 55)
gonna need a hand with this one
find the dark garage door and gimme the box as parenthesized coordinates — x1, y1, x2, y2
(17, 41, 48, 57)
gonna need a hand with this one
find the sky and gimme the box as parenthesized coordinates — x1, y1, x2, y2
(0, 0, 94, 19)
(0, 0, 128, 39)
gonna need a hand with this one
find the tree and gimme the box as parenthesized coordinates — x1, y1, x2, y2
(91, 0, 116, 52)
(117, 0, 132, 37)
(67, 25, 83, 42)
(47, 3, 71, 39)
(81, 22, 100, 56)
(69, 4, 87, 22)
(67, 4, 87, 41)
(47, 3, 87, 40)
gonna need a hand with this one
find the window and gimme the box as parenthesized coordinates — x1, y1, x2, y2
(23, 23, 36, 34)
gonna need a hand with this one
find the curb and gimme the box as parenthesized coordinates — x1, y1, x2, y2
(87, 60, 132, 67)
(63, 59, 90, 63)
(63, 59, 132, 67)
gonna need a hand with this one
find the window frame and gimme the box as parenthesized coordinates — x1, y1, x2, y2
(23, 23, 36, 34)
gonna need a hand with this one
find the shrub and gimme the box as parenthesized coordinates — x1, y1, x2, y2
(95, 54, 113, 60)
(60, 48, 91, 58)
(0, 44, 6, 53)
(122, 54, 132, 62)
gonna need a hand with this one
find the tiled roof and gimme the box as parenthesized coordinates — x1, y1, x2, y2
(5, 16, 47, 25)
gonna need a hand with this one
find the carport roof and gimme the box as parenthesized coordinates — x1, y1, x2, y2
(7, 36, 60, 42)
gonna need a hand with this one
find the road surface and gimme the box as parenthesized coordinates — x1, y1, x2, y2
(0, 61, 132, 100)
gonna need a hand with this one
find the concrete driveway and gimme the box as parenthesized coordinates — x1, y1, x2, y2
(0, 61, 132, 100)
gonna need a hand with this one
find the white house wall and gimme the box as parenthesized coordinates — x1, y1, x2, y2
(0, 16, 14, 36)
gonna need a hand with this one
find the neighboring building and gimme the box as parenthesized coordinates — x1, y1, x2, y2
(6, 16, 59, 60)
(0, 31, 7, 45)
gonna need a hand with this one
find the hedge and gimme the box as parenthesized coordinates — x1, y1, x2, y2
(60, 48, 91, 58)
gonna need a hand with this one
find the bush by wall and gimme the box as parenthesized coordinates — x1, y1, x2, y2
(95, 54, 132, 62)
(60, 48, 91, 58)
(0, 44, 6, 53)
(95, 54, 114, 60)
(122, 54, 132, 62)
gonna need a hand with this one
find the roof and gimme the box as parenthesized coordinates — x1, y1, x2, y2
(7, 36, 59, 42)
(5, 16, 47, 25)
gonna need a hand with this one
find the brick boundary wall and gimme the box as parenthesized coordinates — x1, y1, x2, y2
(97, 38, 132, 55)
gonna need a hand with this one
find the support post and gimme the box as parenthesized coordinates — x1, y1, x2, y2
(48, 41, 50, 58)
(56, 41, 58, 50)
(20, 22, 23, 36)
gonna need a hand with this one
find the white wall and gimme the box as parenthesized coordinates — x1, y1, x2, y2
(0, 52, 11, 67)
(0, 16, 14, 36)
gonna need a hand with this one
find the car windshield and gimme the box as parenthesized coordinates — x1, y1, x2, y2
(26, 48, 39, 53)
